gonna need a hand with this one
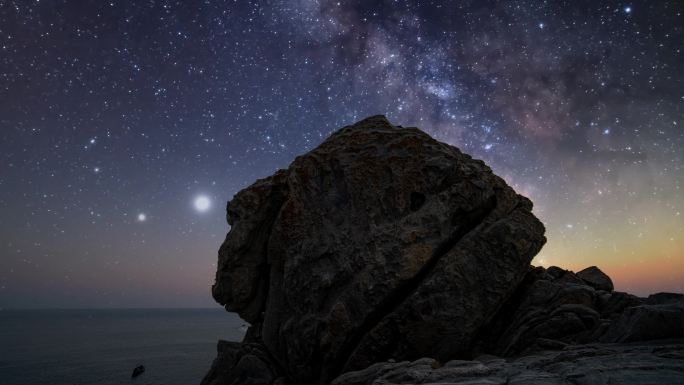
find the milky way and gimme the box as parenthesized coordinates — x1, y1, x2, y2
(0, 1, 682, 308)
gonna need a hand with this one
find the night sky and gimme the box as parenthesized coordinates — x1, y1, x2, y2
(1, 1, 682, 308)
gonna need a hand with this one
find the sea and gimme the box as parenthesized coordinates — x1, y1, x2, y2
(0, 308, 246, 385)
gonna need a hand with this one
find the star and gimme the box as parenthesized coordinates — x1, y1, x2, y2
(137, 213, 146, 222)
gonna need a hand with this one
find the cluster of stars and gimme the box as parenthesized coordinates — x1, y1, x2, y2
(0, 0, 681, 307)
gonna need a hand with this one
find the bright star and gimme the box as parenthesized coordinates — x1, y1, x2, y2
(137, 213, 146, 222)
(624, 6, 632, 13)
(194, 195, 211, 212)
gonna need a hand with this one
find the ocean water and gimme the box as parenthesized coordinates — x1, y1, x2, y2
(0, 308, 245, 385)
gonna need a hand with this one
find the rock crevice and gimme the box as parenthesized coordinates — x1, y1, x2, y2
(334, 193, 498, 380)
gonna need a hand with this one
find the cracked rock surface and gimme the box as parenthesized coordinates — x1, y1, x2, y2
(203, 115, 546, 385)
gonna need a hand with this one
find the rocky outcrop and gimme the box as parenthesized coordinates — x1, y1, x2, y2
(331, 340, 684, 385)
(601, 301, 684, 343)
(204, 115, 546, 385)
(474, 265, 683, 357)
(202, 115, 683, 385)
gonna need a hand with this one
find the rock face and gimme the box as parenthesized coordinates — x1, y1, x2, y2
(331, 340, 684, 385)
(205, 115, 546, 384)
(473, 265, 684, 360)
(601, 301, 684, 343)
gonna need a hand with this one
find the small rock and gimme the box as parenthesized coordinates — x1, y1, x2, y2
(576, 266, 613, 292)
(546, 266, 567, 279)
(131, 365, 145, 379)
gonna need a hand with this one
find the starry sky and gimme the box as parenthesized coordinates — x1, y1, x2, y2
(1, 0, 682, 308)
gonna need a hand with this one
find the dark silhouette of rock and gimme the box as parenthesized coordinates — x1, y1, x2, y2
(647, 292, 684, 304)
(131, 365, 145, 379)
(601, 302, 684, 343)
(599, 290, 642, 318)
(204, 115, 546, 385)
(475, 265, 684, 357)
(475, 266, 599, 357)
(331, 340, 684, 385)
(202, 115, 683, 385)
(201, 338, 287, 385)
(576, 266, 614, 291)
(201, 341, 241, 385)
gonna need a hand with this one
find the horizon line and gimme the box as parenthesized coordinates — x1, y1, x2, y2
(0, 306, 226, 311)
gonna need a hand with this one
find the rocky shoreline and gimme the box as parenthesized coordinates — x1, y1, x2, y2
(201, 116, 683, 385)
(331, 339, 684, 385)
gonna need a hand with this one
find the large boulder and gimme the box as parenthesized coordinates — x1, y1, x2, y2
(206, 115, 546, 384)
